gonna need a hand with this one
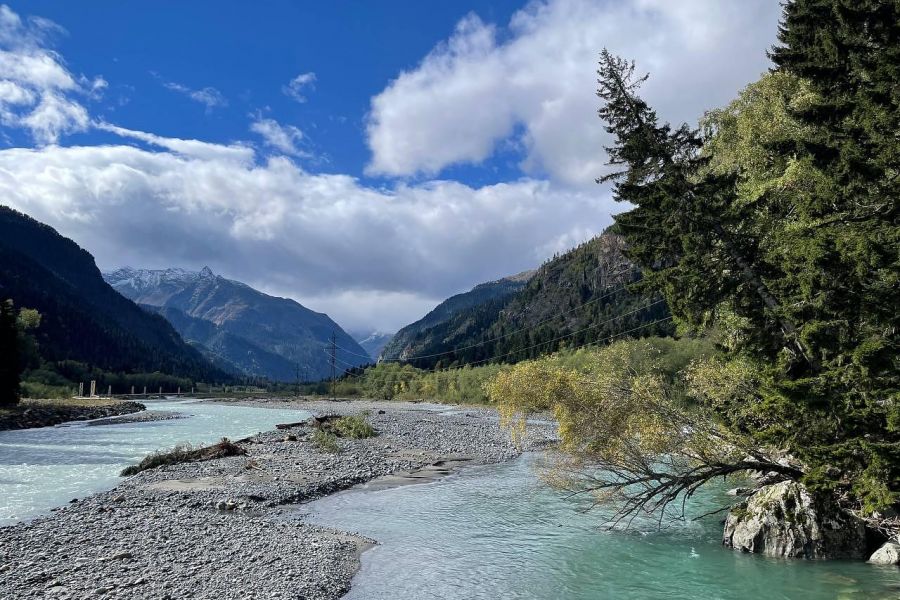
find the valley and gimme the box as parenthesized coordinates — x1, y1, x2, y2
(0, 1, 898, 598)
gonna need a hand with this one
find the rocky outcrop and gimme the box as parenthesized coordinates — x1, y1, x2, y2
(723, 480, 867, 559)
(868, 540, 900, 565)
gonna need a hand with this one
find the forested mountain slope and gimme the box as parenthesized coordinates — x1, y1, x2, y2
(380, 271, 533, 361)
(0, 207, 225, 381)
(384, 231, 672, 369)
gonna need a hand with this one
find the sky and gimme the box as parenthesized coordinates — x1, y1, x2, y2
(0, 0, 782, 333)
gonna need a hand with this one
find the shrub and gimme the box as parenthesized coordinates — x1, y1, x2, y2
(332, 414, 376, 439)
(312, 429, 340, 453)
(20, 381, 72, 399)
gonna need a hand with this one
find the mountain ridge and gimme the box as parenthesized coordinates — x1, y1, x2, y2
(104, 266, 370, 381)
(380, 231, 672, 369)
(380, 270, 535, 361)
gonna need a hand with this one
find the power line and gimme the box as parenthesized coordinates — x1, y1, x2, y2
(451, 298, 667, 368)
(379, 282, 639, 363)
(328, 300, 671, 383)
(329, 281, 644, 365)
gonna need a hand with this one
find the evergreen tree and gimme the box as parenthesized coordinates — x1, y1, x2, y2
(0, 299, 21, 406)
(766, 0, 900, 510)
(597, 24, 899, 513)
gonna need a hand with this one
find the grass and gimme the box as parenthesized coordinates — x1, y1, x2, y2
(120, 437, 246, 476)
(310, 414, 377, 453)
(312, 429, 341, 453)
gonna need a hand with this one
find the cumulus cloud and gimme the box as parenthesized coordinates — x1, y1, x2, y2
(159, 78, 227, 110)
(0, 4, 99, 144)
(0, 138, 614, 331)
(366, 0, 781, 185)
(0, 1, 788, 332)
(283, 71, 316, 103)
(250, 117, 308, 157)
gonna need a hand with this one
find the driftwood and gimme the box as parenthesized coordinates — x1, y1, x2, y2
(306, 414, 342, 429)
(275, 414, 342, 430)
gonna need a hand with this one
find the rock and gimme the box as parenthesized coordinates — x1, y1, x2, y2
(726, 487, 752, 496)
(722, 480, 866, 559)
(215, 499, 238, 511)
(868, 540, 900, 565)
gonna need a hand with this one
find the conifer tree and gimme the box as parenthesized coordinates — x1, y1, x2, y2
(766, 0, 900, 509)
(597, 12, 899, 512)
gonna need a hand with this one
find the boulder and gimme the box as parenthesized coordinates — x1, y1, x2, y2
(723, 480, 866, 559)
(868, 540, 900, 565)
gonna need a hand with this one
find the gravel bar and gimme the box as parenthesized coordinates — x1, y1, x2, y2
(0, 400, 557, 600)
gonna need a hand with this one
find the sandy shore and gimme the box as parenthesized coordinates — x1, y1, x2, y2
(0, 400, 556, 599)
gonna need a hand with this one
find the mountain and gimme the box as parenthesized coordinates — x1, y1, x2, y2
(382, 231, 673, 369)
(103, 267, 371, 381)
(0, 207, 225, 381)
(351, 331, 394, 361)
(380, 270, 534, 361)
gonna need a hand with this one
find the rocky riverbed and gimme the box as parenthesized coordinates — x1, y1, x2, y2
(0, 400, 557, 599)
(0, 400, 145, 431)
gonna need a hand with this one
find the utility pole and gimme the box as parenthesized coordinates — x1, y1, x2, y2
(329, 331, 337, 401)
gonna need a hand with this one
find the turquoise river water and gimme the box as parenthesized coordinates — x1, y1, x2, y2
(305, 454, 900, 600)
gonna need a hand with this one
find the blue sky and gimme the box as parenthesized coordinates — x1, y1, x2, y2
(9, 0, 526, 187)
(0, 1, 782, 332)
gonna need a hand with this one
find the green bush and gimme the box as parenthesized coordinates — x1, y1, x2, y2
(20, 380, 72, 399)
(332, 414, 376, 439)
(312, 429, 340, 453)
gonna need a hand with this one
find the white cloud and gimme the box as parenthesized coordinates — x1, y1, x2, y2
(95, 121, 254, 163)
(366, 0, 781, 186)
(250, 117, 307, 157)
(0, 138, 614, 331)
(161, 79, 227, 110)
(0, 4, 100, 144)
(283, 71, 316, 103)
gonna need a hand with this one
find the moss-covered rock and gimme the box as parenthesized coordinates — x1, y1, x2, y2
(723, 481, 866, 559)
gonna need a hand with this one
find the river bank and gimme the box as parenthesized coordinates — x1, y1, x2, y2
(0, 399, 556, 599)
(0, 398, 145, 431)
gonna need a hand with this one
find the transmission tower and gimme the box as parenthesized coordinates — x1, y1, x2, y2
(329, 331, 337, 401)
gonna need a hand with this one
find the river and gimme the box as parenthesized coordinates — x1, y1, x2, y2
(0, 399, 308, 526)
(304, 453, 900, 600)
(2, 403, 898, 598)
